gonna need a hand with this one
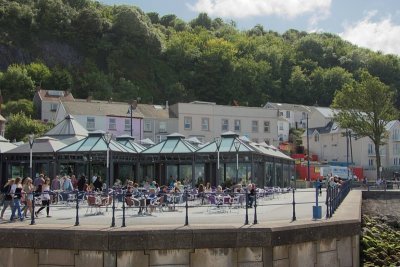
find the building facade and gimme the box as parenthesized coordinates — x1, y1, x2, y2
(169, 101, 288, 146)
(33, 89, 75, 123)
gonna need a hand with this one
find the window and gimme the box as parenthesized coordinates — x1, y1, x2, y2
(368, 159, 374, 166)
(234, 120, 241, 131)
(86, 117, 95, 130)
(221, 119, 229, 132)
(109, 118, 116, 130)
(125, 119, 131, 131)
(279, 122, 284, 131)
(201, 117, 209, 131)
(50, 103, 58, 111)
(393, 129, 400, 140)
(144, 120, 152, 132)
(286, 111, 290, 118)
(394, 158, 399, 166)
(184, 117, 192, 130)
(278, 111, 283, 117)
(393, 143, 400, 154)
(368, 144, 374, 154)
(159, 121, 167, 133)
(252, 121, 258, 133)
(264, 121, 270, 133)
(156, 135, 167, 142)
(314, 133, 319, 142)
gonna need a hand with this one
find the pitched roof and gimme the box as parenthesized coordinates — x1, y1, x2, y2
(5, 137, 68, 154)
(304, 121, 335, 136)
(58, 131, 136, 153)
(264, 102, 311, 113)
(116, 135, 146, 153)
(141, 133, 197, 154)
(37, 89, 74, 101)
(61, 100, 170, 119)
(45, 114, 88, 138)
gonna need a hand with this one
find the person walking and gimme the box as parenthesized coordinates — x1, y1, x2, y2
(22, 178, 34, 218)
(35, 178, 51, 218)
(0, 179, 14, 220)
(10, 177, 24, 221)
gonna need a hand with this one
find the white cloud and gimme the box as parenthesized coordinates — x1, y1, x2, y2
(187, 0, 331, 20)
(340, 12, 400, 55)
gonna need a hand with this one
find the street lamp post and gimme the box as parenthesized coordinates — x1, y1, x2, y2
(104, 133, 113, 191)
(28, 134, 35, 225)
(127, 100, 138, 137)
(215, 137, 222, 185)
(233, 139, 241, 184)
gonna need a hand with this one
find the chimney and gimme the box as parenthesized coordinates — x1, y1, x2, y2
(165, 100, 169, 109)
(87, 96, 92, 102)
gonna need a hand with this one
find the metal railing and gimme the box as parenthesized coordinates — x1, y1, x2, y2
(0, 185, 355, 227)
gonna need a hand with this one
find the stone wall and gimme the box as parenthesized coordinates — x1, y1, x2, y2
(0, 191, 362, 267)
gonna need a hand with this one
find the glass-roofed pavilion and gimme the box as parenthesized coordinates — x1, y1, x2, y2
(57, 131, 139, 187)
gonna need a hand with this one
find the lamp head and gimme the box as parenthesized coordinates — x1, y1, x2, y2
(233, 139, 241, 151)
(105, 132, 113, 144)
(28, 134, 34, 146)
(214, 137, 222, 149)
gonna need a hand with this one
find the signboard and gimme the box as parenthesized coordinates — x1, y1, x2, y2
(320, 166, 353, 179)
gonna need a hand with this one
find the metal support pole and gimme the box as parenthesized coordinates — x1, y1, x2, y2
(111, 190, 116, 227)
(122, 191, 126, 227)
(30, 191, 35, 225)
(245, 190, 249, 225)
(292, 188, 296, 221)
(185, 190, 189, 226)
(346, 129, 349, 179)
(253, 193, 258, 224)
(75, 190, 79, 226)
(306, 113, 310, 182)
(325, 186, 329, 218)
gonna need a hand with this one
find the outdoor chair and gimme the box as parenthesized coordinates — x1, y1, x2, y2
(85, 194, 102, 215)
(207, 194, 226, 213)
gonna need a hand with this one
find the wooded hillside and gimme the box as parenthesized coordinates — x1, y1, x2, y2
(1, 0, 400, 107)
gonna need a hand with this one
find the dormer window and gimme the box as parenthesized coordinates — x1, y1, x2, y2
(314, 133, 319, 142)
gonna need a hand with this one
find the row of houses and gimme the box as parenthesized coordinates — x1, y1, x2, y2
(33, 89, 400, 179)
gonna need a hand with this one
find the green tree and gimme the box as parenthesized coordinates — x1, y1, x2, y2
(26, 62, 52, 87)
(332, 71, 398, 179)
(190, 13, 212, 30)
(5, 112, 52, 142)
(2, 99, 34, 118)
(0, 64, 35, 101)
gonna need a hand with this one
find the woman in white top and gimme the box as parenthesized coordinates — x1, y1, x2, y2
(35, 178, 51, 217)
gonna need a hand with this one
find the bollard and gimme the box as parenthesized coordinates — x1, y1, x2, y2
(122, 190, 126, 227)
(245, 191, 249, 225)
(30, 191, 36, 225)
(74, 191, 79, 226)
(185, 190, 189, 226)
(292, 188, 296, 221)
(111, 190, 116, 227)
(253, 194, 258, 224)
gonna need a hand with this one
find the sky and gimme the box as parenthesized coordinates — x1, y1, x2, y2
(100, 0, 400, 55)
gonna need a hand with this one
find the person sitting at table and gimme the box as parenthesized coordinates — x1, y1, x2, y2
(205, 182, 212, 193)
(216, 185, 223, 194)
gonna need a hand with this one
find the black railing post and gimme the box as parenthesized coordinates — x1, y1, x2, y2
(111, 190, 116, 227)
(185, 190, 189, 226)
(253, 193, 258, 225)
(30, 191, 36, 225)
(74, 190, 79, 226)
(122, 191, 126, 227)
(245, 191, 249, 225)
(325, 186, 330, 219)
(292, 188, 296, 221)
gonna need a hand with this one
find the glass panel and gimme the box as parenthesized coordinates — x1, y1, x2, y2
(91, 139, 108, 151)
(174, 141, 194, 153)
(276, 163, 283, 187)
(78, 137, 100, 151)
(161, 139, 179, 153)
(219, 138, 233, 152)
(60, 139, 85, 152)
(142, 142, 165, 153)
(179, 165, 192, 186)
(194, 164, 205, 187)
(166, 165, 178, 183)
(265, 162, 274, 187)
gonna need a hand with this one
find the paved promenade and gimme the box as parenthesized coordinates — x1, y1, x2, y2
(0, 189, 328, 228)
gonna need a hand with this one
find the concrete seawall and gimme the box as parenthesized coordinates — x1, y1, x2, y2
(0, 191, 362, 267)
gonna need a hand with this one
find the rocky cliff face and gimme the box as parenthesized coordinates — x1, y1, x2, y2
(0, 41, 82, 70)
(362, 193, 400, 266)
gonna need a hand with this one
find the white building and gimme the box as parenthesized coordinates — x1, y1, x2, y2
(169, 101, 288, 146)
(264, 102, 311, 129)
(33, 89, 75, 123)
(302, 105, 400, 179)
